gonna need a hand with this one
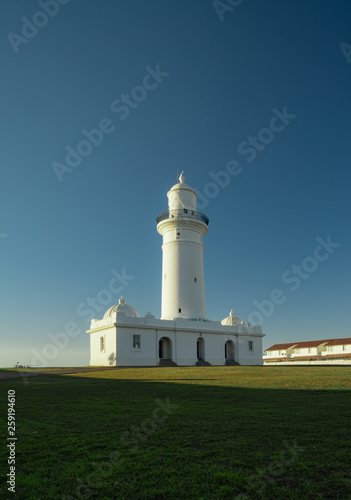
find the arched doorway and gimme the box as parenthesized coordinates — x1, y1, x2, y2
(159, 337, 172, 360)
(225, 340, 235, 361)
(197, 337, 205, 360)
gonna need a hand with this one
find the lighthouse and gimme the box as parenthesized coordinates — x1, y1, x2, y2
(156, 172, 209, 320)
(88, 172, 264, 367)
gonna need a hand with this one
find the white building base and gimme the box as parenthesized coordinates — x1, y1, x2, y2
(88, 311, 264, 367)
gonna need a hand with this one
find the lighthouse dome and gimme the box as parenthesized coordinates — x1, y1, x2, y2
(221, 309, 244, 326)
(168, 182, 195, 192)
(103, 296, 140, 319)
(167, 172, 197, 211)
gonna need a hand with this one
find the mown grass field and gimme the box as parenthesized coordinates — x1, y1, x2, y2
(1, 366, 351, 499)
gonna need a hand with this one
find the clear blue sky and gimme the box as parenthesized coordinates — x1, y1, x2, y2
(1, 0, 350, 367)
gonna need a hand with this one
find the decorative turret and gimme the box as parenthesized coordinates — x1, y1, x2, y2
(221, 310, 245, 326)
(103, 296, 140, 319)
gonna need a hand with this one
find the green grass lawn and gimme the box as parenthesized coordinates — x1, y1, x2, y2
(1, 366, 351, 499)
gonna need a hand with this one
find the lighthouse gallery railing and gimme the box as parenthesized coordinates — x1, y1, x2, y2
(156, 209, 209, 226)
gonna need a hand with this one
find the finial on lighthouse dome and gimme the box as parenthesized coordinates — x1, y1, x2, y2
(179, 171, 185, 184)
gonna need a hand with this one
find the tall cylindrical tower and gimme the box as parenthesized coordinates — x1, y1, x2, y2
(156, 172, 209, 320)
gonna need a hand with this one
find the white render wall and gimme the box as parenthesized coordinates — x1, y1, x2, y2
(90, 325, 116, 366)
(291, 346, 326, 357)
(264, 346, 323, 359)
(322, 344, 351, 355)
(237, 335, 263, 365)
(159, 223, 207, 320)
(116, 327, 159, 366)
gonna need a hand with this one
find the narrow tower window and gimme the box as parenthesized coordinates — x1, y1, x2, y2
(178, 308, 181, 313)
(194, 277, 197, 282)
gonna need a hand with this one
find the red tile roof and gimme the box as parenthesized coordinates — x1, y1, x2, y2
(293, 340, 328, 348)
(265, 343, 297, 351)
(324, 338, 351, 346)
(266, 337, 351, 351)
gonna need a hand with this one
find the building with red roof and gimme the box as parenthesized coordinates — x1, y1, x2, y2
(263, 338, 351, 365)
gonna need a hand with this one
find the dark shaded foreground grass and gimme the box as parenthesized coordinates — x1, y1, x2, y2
(0, 366, 351, 499)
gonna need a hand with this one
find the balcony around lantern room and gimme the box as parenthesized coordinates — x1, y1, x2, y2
(156, 208, 209, 226)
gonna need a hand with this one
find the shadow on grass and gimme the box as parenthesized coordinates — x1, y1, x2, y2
(0, 369, 41, 380)
(1, 373, 350, 499)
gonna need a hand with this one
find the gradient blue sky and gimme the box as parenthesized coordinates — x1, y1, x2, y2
(1, 0, 350, 367)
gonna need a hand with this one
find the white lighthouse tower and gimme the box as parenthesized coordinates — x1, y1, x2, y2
(156, 172, 209, 320)
(88, 172, 264, 367)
